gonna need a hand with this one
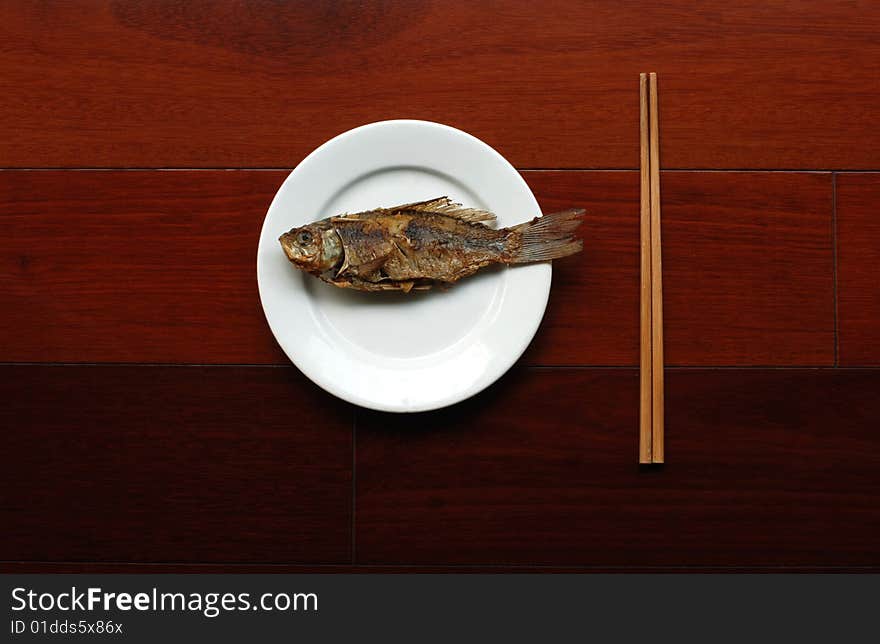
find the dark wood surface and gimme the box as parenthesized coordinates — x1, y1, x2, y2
(525, 171, 834, 366)
(0, 366, 352, 563)
(2, 1, 880, 169)
(837, 174, 880, 366)
(2, 170, 833, 366)
(2, 0, 880, 573)
(5, 365, 879, 568)
(0, 170, 288, 364)
(357, 368, 880, 567)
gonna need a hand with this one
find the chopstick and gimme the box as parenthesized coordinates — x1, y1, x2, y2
(648, 72, 664, 464)
(638, 73, 653, 464)
(639, 72, 665, 464)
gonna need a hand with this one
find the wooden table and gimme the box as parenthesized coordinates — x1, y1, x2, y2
(3, 1, 879, 572)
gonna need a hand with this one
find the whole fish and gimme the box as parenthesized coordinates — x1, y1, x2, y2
(279, 197, 584, 292)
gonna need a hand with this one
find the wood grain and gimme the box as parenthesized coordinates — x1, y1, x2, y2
(0, 170, 288, 363)
(2, 1, 880, 169)
(1, 1, 873, 576)
(1, 170, 834, 365)
(661, 172, 834, 365)
(837, 174, 880, 365)
(0, 365, 352, 563)
(523, 171, 834, 366)
(521, 171, 640, 365)
(356, 367, 880, 566)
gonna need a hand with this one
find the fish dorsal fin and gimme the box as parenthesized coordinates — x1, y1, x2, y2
(394, 197, 497, 224)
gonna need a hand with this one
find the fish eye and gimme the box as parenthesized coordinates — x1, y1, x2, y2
(298, 231, 313, 245)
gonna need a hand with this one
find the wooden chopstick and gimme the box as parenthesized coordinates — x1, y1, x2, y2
(648, 72, 664, 463)
(639, 72, 665, 464)
(638, 73, 653, 464)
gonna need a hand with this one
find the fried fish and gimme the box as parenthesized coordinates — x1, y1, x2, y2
(279, 197, 584, 292)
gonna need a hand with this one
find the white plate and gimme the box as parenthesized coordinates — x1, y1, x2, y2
(257, 120, 550, 412)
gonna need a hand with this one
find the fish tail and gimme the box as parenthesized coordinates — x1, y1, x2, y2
(506, 209, 585, 263)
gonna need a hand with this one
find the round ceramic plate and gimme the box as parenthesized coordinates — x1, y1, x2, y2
(257, 120, 550, 412)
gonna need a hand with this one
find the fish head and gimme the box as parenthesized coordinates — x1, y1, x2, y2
(279, 223, 342, 273)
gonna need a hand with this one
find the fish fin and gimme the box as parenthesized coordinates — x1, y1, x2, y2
(360, 281, 402, 291)
(507, 209, 585, 263)
(392, 197, 450, 211)
(359, 253, 392, 276)
(325, 272, 435, 292)
(395, 196, 497, 224)
(330, 277, 424, 292)
(388, 278, 434, 292)
(336, 250, 391, 280)
(339, 198, 496, 224)
(335, 246, 351, 277)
